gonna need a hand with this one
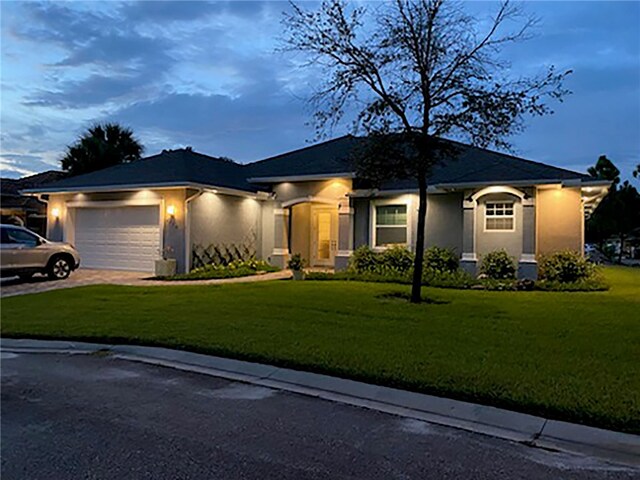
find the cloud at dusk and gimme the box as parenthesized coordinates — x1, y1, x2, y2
(1, 1, 638, 179)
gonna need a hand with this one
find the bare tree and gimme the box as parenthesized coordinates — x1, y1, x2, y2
(283, 0, 571, 303)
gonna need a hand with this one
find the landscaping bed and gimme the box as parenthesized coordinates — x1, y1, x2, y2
(309, 246, 609, 291)
(2, 266, 638, 433)
(159, 259, 279, 281)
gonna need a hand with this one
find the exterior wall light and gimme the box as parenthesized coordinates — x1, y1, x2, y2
(51, 207, 61, 218)
(166, 205, 176, 216)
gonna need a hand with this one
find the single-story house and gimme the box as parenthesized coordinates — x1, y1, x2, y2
(23, 136, 610, 278)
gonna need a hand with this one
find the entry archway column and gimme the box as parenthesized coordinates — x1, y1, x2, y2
(335, 200, 354, 271)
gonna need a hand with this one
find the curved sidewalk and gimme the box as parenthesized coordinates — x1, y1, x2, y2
(2, 338, 638, 468)
(0, 269, 292, 298)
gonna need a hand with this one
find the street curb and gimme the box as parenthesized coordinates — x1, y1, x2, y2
(2, 338, 639, 467)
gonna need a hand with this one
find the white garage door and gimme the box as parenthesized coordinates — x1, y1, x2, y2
(74, 206, 161, 272)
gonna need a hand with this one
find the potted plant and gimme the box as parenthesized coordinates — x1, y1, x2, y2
(287, 253, 305, 280)
(155, 246, 177, 277)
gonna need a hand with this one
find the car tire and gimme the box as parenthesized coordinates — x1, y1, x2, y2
(47, 256, 72, 280)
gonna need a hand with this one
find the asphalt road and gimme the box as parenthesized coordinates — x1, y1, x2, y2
(1, 352, 637, 480)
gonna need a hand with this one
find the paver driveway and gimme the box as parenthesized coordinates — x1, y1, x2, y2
(0, 268, 291, 297)
(0, 269, 148, 298)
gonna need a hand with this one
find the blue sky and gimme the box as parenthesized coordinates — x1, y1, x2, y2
(1, 1, 639, 180)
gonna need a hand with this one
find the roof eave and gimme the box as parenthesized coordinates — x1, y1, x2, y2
(21, 181, 265, 198)
(351, 178, 608, 197)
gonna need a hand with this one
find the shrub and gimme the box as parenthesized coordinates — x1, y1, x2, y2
(287, 253, 305, 271)
(165, 259, 277, 281)
(348, 245, 380, 273)
(423, 246, 459, 274)
(538, 251, 596, 283)
(423, 269, 475, 289)
(380, 245, 414, 274)
(479, 250, 516, 280)
(536, 277, 608, 292)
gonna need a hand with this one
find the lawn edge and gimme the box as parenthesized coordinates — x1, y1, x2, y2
(2, 338, 639, 467)
(1, 331, 637, 436)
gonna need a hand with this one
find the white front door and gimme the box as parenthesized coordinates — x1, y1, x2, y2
(74, 206, 161, 272)
(311, 207, 337, 267)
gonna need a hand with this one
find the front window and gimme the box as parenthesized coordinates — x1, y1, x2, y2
(485, 202, 514, 231)
(374, 204, 408, 247)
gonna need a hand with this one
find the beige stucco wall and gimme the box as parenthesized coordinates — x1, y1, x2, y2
(536, 187, 583, 255)
(189, 191, 262, 267)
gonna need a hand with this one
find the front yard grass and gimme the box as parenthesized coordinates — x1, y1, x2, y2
(2, 266, 638, 433)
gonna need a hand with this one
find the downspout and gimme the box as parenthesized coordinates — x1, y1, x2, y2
(184, 189, 204, 272)
(36, 194, 51, 238)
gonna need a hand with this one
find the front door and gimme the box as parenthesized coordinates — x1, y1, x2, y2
(311, 207, 337, 267)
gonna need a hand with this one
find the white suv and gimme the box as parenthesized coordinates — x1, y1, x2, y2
(0, 224, 80, 280)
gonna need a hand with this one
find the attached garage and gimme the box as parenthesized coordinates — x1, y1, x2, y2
(73, 205, 161, 272)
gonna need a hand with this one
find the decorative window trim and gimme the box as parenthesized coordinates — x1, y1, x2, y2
(483, 201, 515, 232)
(369, 198, 412, 250)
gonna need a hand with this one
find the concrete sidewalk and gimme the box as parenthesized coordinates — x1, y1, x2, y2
(2, 338, 638, 467)
(0, 269, 292, 298)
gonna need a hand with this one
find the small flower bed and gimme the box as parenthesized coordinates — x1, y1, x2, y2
(161, 259, 278, 281)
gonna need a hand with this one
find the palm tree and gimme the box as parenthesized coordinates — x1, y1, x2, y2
(61, 123, 144, 176)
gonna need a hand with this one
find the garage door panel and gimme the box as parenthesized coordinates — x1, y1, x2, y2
(74, 206, 161, 272)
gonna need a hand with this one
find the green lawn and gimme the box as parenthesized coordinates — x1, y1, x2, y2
(2, 266, 639, 433)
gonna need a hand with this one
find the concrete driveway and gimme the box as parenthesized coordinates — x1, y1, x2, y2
(0, 268, 292, 297)
(2, 352, 636, 480)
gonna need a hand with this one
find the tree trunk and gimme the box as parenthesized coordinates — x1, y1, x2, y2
(411, 173, 428, 303)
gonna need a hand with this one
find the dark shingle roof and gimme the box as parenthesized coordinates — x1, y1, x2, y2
(1, 170, 67, 195)
(246, 135, 592, 189)
(245, 136, 360, 178)
(24, 149, 261, 193)
(25, 137, 596, 195)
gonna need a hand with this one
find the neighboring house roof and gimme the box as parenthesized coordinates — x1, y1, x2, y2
(1, 170, 67, 195)
(22, 136, 603, 195)
(1, 170, 67, 211)
(23, 149, 262, 194)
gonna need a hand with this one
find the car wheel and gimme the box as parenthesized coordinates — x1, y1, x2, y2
(48, 256, 72, 280)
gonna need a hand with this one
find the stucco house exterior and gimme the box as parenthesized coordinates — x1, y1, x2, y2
(23, 136, 609, 278)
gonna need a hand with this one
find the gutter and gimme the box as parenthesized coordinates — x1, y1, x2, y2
(349, 178, 612, 198)
(21, 181, 268, 199)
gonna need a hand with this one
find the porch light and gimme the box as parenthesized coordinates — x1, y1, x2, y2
(51, 207, 61, 218)
(166, 205, 176, 216)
